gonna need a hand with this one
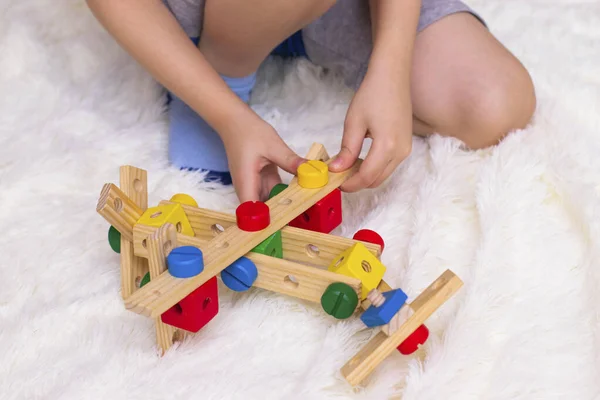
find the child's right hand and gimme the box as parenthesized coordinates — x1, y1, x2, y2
(221, 116, 306, 203)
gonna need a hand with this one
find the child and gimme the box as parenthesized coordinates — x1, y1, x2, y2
(87, 0, 536, 202)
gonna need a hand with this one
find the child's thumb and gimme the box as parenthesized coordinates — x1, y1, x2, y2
(329, 122, 364, 172)
(269, 141, 306, 176)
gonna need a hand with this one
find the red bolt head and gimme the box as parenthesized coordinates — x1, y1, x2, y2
(236, 201, 270, 232)
(397, 324, 429, 355)
(353, 229, 385, 252)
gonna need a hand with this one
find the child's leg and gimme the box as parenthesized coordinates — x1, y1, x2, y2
(302, 0, 536, 150)
(165, 0, 336, 183)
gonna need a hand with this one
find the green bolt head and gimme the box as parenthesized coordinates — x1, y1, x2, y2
(268, 183, 289, 200)
(108, 226, 121, 254)
(321, 282, 359, 319)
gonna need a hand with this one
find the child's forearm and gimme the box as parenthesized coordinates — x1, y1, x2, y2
(86, 0, 254, 135)
(367, 0, 421, 81)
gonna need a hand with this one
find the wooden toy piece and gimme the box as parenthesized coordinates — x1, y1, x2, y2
(289, 188, 342, 234)
(161, 276, 219, 333)
(146, 223, 184, 354)
(123, 155, 361, 318)
(154, 202, 382, 266)
(236, 201, 270, 232)
(397, 324, 429, 355)
(321, 282, 359, 319)
(108, 225, 121, 253)
(380, 303, 412, 336)
(251, 231, 283, 258)
(297, 160, 329, 188)
(167, 246, 204, 278)
(353, 229, 385, 252)
(140, 272, 151, 287)
(119, 166, 149, 300)
(360, 288, 408, 328)
(328, 243, 386, 300)
(341, 269, 463, 386)
(303, 142, 331, 162)
(133, 223, 363, 304)
(221, 257, 258, 292)
(170, 193, 198, 208)
(137, 203, 195, 237)
(97, 183, 144, 242)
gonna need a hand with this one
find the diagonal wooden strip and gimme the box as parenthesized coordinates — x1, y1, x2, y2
(155, 202, 381, 264)
(341, 270, 463, 386)
(119, 166, 149, 299)
(146, 223, 184, 355)
(304, 142, 330, 162)
(97, 183, 143, 242)
(124, 160, 361, 318)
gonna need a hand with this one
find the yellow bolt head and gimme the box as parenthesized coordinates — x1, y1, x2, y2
(170, 193, 198, 208)
(297, 160, 329, 188)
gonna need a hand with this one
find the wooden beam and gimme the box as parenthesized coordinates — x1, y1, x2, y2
(341, 270, 463, 386)
(146, 223, 184, 354)
(96, 183, 143, 242)
(119, 166, 149, 299)
(304, 143, 330, 162)
(124, 159, 361, 318)
(156, 202, 381, 265)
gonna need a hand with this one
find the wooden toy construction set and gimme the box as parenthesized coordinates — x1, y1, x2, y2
(96, 143, 463, 387)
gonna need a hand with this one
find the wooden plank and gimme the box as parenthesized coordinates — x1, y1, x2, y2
(146, 223, 183, 354)
(96, 183, 143, 242)
(124, 159, 361, 318)
(119, 166, 149, 299)
(304, 142, 330, 162)
(156, 202, 381, 264)
(341, 270, 463, 386)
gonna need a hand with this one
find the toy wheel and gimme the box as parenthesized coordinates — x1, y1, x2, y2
(321, 282, 359, 319)
(108, 226, 121, 254)
(353, 229, 385, 252)
(397, 324, 429, 355)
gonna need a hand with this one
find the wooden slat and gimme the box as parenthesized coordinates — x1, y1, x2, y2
(304, 142, 330, 162)
(119, 166, 149, 299)
(146, 223, 183, 354)
(97, 183, 143, 242)
(124, 160, 361, 318)
(156, 202, 381, 264)
(341, 270, 463, 386)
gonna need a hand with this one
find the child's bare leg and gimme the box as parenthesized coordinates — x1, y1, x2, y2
(410, 13, 536, 149)
(168, 0, 336, 182)
(200, 0, 337, 77)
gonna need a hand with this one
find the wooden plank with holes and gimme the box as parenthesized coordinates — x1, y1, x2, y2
(341, 270, 463, 386)
(119, 166, 149, 299)
(146, 223, 184, 354)
(133, 223, 362, 304)
(121, 158, 361, 318)
(155, 202, 381, 264)
(97, 183, 143, 242)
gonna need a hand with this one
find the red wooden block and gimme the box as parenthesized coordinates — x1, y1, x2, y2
(289, 189, 342, 234)
(397, 324, 429, 355)
(161, 276, 219, 333)
(236, 201, 270, 231)
(353, 229, 385, 252)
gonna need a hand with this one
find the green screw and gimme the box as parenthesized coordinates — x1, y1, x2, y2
(321, 282, 359, 319)
(108, 226, 121, 254)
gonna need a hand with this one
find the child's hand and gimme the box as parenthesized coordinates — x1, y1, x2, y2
(329, 71, 413, 192)
(222, 116, 306, 202)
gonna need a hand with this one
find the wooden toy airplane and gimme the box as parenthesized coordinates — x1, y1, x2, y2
(96, 142, 463, 387)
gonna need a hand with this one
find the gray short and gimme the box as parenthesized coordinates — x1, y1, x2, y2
(163, 0, 485, 89)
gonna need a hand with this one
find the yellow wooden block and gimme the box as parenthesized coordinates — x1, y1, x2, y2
(169, 193, 198, 208)
(137, 204, 195, 237)
(328, 243, 386, 299)
(297, 160, 329, 188)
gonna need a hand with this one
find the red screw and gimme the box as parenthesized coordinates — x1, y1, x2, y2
(236, 201, 270, 231)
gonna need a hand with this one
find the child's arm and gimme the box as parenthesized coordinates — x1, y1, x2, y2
(86, 0, 250, 135)
(329, 0, 420, 192)
(87, 0, 304, 201)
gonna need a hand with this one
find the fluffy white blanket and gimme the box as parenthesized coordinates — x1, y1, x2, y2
(1, 0, 599, 398)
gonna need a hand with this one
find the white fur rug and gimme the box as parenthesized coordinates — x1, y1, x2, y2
(1, 0, 599, 398)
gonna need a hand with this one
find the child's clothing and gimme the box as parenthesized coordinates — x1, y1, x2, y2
(162, 0, 485, 181)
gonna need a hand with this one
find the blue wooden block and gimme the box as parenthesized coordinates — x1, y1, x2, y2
(167, 246, 204, 278)
(221, 257, 258, 292)
(360, 289, 408, 328)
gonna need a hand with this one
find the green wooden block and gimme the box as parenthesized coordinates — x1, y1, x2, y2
(268, 183, 289, 200)
(139, 272, 151, 288)
(251, 230, 283, 258)
(108, 225, 121, 254)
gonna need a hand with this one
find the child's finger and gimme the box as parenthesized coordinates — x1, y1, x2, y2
(329, 116, 366, 172)
(340, 139, 392, 192)
(267, 139, 306, 176)
(233, 168, 261, 203)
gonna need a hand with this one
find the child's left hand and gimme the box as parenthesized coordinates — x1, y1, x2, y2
(329, 69, 413, 192)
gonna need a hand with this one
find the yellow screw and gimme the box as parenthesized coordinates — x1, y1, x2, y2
(297, 160, 329, 188)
